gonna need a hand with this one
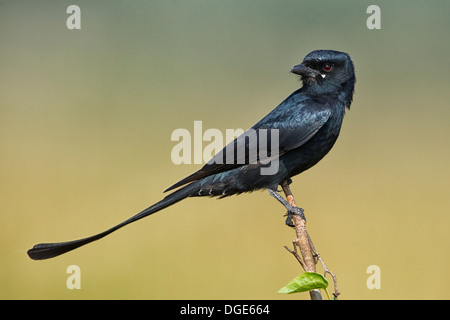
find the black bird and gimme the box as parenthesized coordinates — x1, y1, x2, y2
(27, 50, 355, 260)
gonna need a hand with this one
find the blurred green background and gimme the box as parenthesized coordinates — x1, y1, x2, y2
(1, 0, 450, 299)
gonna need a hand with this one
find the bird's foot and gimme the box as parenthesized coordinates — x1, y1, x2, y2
(284, 208, 305, 227)
(268, 189, 306, 226)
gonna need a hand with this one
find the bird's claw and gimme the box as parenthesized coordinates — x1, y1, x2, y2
(285, 214, 295, 227)
(284, 207, 306, 227)
(268, 189, 306, 226)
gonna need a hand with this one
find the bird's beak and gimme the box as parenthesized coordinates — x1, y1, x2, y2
(290, 63, 321, 78)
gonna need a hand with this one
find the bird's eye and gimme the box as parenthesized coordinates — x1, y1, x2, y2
(323, 64, 333, 72)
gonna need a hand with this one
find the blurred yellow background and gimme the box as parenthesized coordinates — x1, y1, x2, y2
(1, 0, 450, 299)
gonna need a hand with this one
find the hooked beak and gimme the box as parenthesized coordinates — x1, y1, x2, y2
(290, 63, 322, 78)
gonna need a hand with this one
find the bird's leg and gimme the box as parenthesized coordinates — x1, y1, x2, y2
(279, 180, 306, 226)
(268, 188, 306, 226)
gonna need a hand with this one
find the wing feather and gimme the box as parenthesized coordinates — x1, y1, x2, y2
(164, 92, 331, 192)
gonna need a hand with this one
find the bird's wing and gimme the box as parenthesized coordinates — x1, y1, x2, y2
(264, 105, 332, 152)
(164, 93, 331, 192)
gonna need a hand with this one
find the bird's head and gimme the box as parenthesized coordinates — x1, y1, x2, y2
(291, 50, 356, 107)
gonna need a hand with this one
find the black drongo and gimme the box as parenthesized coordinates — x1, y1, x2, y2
(28, 50, 355, 260)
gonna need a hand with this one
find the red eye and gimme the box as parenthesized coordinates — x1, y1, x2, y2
(323, 64, 333, 72)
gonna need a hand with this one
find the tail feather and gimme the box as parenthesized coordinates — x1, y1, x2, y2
(27, 183, 198, 260)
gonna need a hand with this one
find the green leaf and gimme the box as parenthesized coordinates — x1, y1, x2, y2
(278, 272, 328, 294)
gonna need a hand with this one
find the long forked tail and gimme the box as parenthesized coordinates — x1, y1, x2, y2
(27, 183, 198, 260)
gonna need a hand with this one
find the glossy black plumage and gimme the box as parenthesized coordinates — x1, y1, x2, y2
(27, 50, 355, 260)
